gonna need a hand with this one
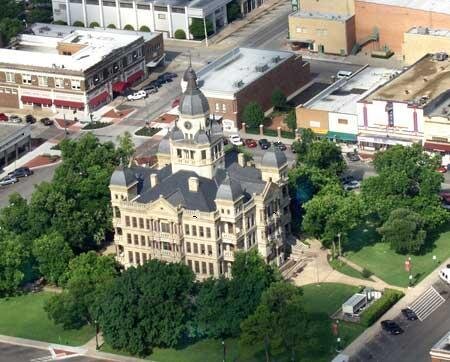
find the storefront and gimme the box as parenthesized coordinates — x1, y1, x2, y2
(327, 131, 357, 143)
(358, 134, 414, 151)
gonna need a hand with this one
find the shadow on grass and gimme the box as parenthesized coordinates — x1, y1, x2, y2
(420, 222, 450, 255)
(346, 223, 380, 252)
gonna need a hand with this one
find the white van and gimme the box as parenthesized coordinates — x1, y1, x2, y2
(336, 70, 353, 79)
(439, 267, 450, 284)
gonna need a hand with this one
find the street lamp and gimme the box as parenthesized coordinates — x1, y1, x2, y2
(95, 319, 99, 350)
(221, 340, 226, 362)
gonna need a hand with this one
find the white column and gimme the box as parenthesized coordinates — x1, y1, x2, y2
(65, 0, 72, 24)
(223, 5, 228, 25)
(115, 0, 121, 28)
(99, 0, 105, 27)
(133, 0, 139, 30)
(184, 7, 190, 39)
(82, 0, 87, 26)
(149, 3, 156, 31)
(211, 12, 216, 33)
(167, 5, 173, 37)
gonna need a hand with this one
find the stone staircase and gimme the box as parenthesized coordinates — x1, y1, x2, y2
(281, 241, 315, 280)
(408, 286, 445, 321)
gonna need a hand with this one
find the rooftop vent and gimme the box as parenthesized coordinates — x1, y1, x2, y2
(272, 56, 281, 63)
(255, 64, 269, 72)
(233, 80, 244, 88)
(443, 108, 449, 114)
(434, 52, 448, 61)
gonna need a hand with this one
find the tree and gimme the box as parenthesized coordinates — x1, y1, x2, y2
(45, 252, 119, 329)
(123, 24, 134, 30)
(189, 18, 213, 40)
(32, 232, 74, 285)
(98, 260, 195, 356)
(117, 131, 135, 166)
(107, 24, 116, 29)
(377, 208, 427, 254)
(0, 193, 30, 235)
(271, 88, 287, 110)
(139, 25, 150, 32)
(243, 102, 265, 129)
(227, 0, 241, 22)
(0, 18, 24, 43)
(292, 128, 315, 156)
(52, 20, 67, 25)
(0, 233, 28, 297)
(27, 8, 53, 24)
(302, 139, 346, 175)
(89, 21, 100, 28)
(284, 111, 297, 132)
(72, 20, 84, 27)
(174, 29, 186, 39)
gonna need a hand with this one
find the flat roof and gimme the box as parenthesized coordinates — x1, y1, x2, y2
(304, 67, 396, 114)
(431, 330, 450, 354)
(343, 293, 366, 307)
(357, 0, 450, 15)
(407, 26, 450, 38)
(363, 54, 450, 107)
(197, 48, 293, 94)
(290, 10, 353, 21)
(0, 23, 159, 72)
(0, 123, 29, 142)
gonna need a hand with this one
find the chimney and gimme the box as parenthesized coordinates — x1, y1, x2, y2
(238, 153, 246, 167)
(150, 173, 158, 187)
(188, 177, 199, 192)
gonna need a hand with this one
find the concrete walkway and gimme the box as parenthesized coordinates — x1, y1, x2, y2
(291, 239, 406, 293)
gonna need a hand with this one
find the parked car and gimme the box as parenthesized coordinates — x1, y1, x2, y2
(158, 73, 173, 83)
(228, 134, 243, 146)
(244, 139, 257, 148)
(0, 113, 8, 122)
(337, 70, 353, 79)
(25, 114, 36, 124)
(143, 85, 158, 94)
(161, 72, 177, 80)
(437, 166, 447, 173)
(127, 90, 147, 101)
(40, 117, 53, 126)
(273, 141, 287, 151)
(172, 98, 180, 108)
(149, 79, 163, 88)
(381, 320, 403, 335)
(0, 175, 18, 186)
(340, 175, 355, 184)
(346, 152, 360, 162)
(8, 166, 33, 178)
(401, 308, 418, 321)
(9, 115, 22, 123)
(343, 180, 361, 191)
(258, 138, 271, 150)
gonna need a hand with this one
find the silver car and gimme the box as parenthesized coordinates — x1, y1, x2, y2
(0, 175, 18, 186)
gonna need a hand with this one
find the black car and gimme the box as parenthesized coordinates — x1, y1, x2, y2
(401, 308, 418, 321)
(143, 85, 158, 94)
(273, 141, 287, 151)
(259, 139, 271, 150)
(8, 167, 33, 178)
(346, 152, 360, 162)
(381, 320, 403, 335)
(340, 175, 355, 184)
(40, 117, 54, 126)
(157, 73, 173, 83)
(25, 114, 36, 124)
(161, 72, 177, 79)
(149, 79, 163, 88)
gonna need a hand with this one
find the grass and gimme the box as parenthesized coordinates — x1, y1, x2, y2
(82, 121, 112, 130)
(135, 127, 161, 137)
(0, 292, 95, 346)
(346, 227, 450, 287)
(329, 258, 372, 280)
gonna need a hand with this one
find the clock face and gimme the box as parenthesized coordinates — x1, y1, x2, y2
(184, 121, 192, 130)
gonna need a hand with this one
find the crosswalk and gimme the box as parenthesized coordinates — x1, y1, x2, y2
(30, 356, 53, 362)
(408, 286, 445, 321)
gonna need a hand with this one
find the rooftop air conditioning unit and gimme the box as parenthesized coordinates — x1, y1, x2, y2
(255, 64, 268, 72)
(272, 56, 281, 63)
(233, 80, 244, 88)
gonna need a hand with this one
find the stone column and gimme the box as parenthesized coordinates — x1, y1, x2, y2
(99, 0, 105, 27)
(15, 144, 18, 160)
(184, 8, 190, 39)
(133, 0, 139, 30)
(277, 126, 281, 138)
(167, 5, 173, 37)
(259, 124, 264, 136)
(82, 0, 87, 26)
(66, 0, 72, 25)
(115, 0, 121, 29)
(149, 3, 156, 31)
(241, 122, 246, 136)
(211, 12, 216, 33)
(223, 5, 228, 25)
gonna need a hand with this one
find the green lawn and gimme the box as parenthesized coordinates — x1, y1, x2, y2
(329, 259, 372, 280)
(346, 228, 450, 287)
(0, 292, 95, 346)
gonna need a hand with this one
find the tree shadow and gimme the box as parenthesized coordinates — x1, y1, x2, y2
(415, 222, 450, 256)
(346, 223, 380, 253)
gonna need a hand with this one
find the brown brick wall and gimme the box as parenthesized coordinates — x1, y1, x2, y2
(346, 16, 356, 54)
(0, 87, 19, 108)
(144, 33, 164, 64)
(234, 55, 311, 128)
(296, 107, 329, 132)
(56, 42, 87, 55)
(206, 97, 237, 123)
(355, 1, 450, 54)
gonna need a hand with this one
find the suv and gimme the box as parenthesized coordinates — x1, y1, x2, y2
(381, 320, 403, 335)
(9, 167, 33, 178)
(228, 134, 243, 146)
(258, 139, 271, 150)
(25, 114, 36, 124)
(273, 141, 287, 151)
(401, 308, 418, 321)
(143, 85, 158, 94)
(40, 117, 53, 126)
(337, 70, 353, 79)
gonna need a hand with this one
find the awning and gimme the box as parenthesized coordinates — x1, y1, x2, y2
(312, 128, 328, 135)
(126, 70, 144, 84)
(146, 54, 165, 67)
(287, 38, 314, 44)
(424, 142, 450, 153)
(112, 81, 129, 93)
(327, 131, 357, 142)
(21, 96, 52, 106)
(54, 99, 84, 109)
(88, 91, 109, 107)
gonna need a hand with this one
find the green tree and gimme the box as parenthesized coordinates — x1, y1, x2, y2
(189, 18, 213, 40)
(107, 24, 116, 29)
(271, 88, 287, 110)
(27, 8, 53, 24)
(227, 0, 241, 22)
(302, 139, 346, 175)
(174, 29, 186, 39)
(123, 24, 134, 30)
(292, 128, 315, 156)
(0, 18, 24, 43)
(89, 21, 100, 28)
(117, 131, 135, 166)
(72, 20, 84, 27)
(0, 193, 30, 235)
(284, 110, 297, 132)
(52, 20, 67, 25)
(98, 260, 195, 356)
(45, 252, 119, 329)
(243, 102, 265, 129)
(377, 208, 427, 254)
(32, 232, 74, 285)
(139, 25, 150, 32)
(0, 232, 28, 297)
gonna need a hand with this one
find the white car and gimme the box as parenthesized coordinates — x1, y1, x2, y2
(228, 134, 243, 146)
(127, 90, 147, 101)
(344, 180, 361, 191)
(336, 70, 353, 79)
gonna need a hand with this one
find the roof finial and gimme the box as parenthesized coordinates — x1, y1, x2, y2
(188, 50, 192, 67)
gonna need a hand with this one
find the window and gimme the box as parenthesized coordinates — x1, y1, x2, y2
(206, 227, 211, 238)
(201, 150, 206, 159)
(184, 224, 190, 235)
(222, 104, 226, 112)
(5, 72, 14, 83)
(186, 242, 191, 253)
(146, 219, 151, 230)
(140, 235, 145, 246)
(432, 136, 448, 143)
(133, 234, 138, 245)
(193, 243, 198, 254)
(125, 216, 130, 226)
(55, 78, 64, 88)
(120, 2, 132, 7)
(158, 13, 166, 19)
(142, 253, 147, 263)
(207, 245, 212, 256)
(209, 263, 214, 275)
(200, 244, 205, 255)
(296, 27, 307, 33)
(138, 218, 144, 229)
(135, 252, 140, 265)
(338, 118, 348, 125)
(202, 262, 207, 274)
(171, 6, 185, 13)
(192, 225, 197, 236)
(161, 222, 170, 233)
(154, 5, 166, 11)
(194, 261, 200, 273)
(22, 74, 32, 84)
(190, 150, 195, 159)
(128, 251, 133, 263)
(215, 103, 220, 112)
(132, 217, 137, 228)
(187, 259, 193, 269)
(177, 149, 182, 158)
(163, 242, 170, 250)
(199, 226, 204, 237)
(137, 4, 149, 9)
(69, 79, 81, 90)
(127, 233, 132, 244)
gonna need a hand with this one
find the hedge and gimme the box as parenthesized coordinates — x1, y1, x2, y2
(89, 22, 100, 28)
(83, 122, 112, 130)
(135, 127, 161, 137)
(124, 24, 135, 31)
(360, 289, 404, 327)
(263, 128, 278, 137)
(107, 24, 116, 29)
(174, 29, 186, 39)
(280, 130, 295, 139)
(140, 26, 151, 32)
(72, 21, 85, 27)
(246, 127, 259, 135)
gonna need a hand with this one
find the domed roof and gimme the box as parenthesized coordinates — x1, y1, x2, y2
(216, 176, 243, 201)
(194, 129, 210, 144)
(261, 145, 287, 169)
(170, 124, 184, 141)
(183, 65, 197, 82)
(179, 67, 209, 117)
(157, 136, 170, 154)
(210, 120, 222, 135)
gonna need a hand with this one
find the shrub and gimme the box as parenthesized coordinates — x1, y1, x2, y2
(360, 289, 404, 327)
(271, 88, 287, 110)
(89, 21, 100, 28)
(72, 21, 84, 27)
(123, 24, 134, 31)
(189, 18, 213, 40)
(135, 127, 161, 137)
(362, 268, 372, 279)
(107, 24, 116, 29)
(82, 121, 112, 130)
(52, 20, 67, 25)
(243, 102, 264, 129)
(139, 25, 150, 32)
(174, 29, 186, 39)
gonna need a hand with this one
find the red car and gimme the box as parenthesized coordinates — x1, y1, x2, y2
(440, 192, 450, 203)
(437, 166, 447, 173)
(172, 98, 180, 108)
(244, 139, 257, 148)
(0, 113, 8, 122)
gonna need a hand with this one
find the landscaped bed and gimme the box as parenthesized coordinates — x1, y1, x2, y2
(82, 121, 112, 130)
(135, 127, 162, 137)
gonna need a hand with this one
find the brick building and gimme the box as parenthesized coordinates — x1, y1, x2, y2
(0, 124, 31, 169)
(0, 23, 163, 119)
(430, 330, 450, 361)
(181, 48, 311, 131)
(355, 0, 450, 55)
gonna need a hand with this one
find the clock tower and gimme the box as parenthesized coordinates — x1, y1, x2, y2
(169, 66, 225, 179)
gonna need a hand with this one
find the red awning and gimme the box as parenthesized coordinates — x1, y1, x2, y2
(88, 91, 109, 107)
(21, 96, 52, 106)
(54, 99, 85, 109)
(112, 81, 129, 93)
(126, 70, 144, 84)
(424, 142, 450, 153)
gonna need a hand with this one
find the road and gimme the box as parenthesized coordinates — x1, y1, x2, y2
(350, 279, 450, 362)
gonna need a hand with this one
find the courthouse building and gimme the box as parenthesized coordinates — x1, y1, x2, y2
(110, 66, 292, 279)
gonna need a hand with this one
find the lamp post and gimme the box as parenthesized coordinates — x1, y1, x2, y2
(222, 340, 226, 362)
(95, 319, 99, 350)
